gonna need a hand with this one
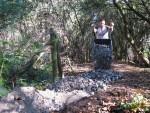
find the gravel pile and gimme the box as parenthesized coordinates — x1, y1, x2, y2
(92, 45, 112, 69)
(0, 87, 90, 113)
(0, 69, 123, 113)
(48, 69, 122, 93)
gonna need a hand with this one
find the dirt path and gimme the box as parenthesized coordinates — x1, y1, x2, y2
(59, 62, 150, 113)
(64, 61, 150, 90)
(111, 62, 150, 90)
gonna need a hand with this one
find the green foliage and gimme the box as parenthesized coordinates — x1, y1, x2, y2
(16, 69, 52, 90)
(0, 0, 149, 93)
(119, 94, 150, 112)
(0, 0, 37, 29)
(0, 50, 22, 87)
(0, 37, 53, 89)
(0, 85, 9, 97)
(143, 47, 150, 58)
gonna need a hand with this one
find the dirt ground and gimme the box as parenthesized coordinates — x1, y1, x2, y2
(58, 62, 150, 113)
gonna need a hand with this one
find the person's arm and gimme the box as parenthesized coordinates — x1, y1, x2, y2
(109, 22, 114, 32)
(94, 27, 97, 33)
(93, 25, 98, 33)
(93, 26, 98, 39)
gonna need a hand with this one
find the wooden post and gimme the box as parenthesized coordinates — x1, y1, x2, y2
(49, 28, 62, 82)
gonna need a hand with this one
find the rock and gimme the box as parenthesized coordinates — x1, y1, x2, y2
(0, 69, 122, 113)
(48, 69, 122, 94)
(0, 88, 90, 113)
(92, 45, 112, 69)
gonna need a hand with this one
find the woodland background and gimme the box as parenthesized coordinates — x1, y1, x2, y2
(0, 0, 149, 94)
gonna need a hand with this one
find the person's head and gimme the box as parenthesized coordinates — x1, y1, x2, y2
(98, 18, 105, 27)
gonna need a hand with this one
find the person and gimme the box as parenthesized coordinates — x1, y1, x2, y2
(93, 18, 114, 49)
(94, 18, 114, 39)
(92, 18, 114, 69)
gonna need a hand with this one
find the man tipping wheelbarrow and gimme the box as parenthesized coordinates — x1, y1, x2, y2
(92, 18, 114, 69)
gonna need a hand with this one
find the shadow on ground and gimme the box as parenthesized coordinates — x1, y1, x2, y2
(55, 62, 150, 113)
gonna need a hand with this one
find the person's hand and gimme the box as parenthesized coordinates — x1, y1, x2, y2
(93, 27, 97, 33)
(110, 22, 114, 27)
(109, 21, 114, 32)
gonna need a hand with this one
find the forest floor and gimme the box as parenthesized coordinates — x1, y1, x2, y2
(60, 61, 150, 113)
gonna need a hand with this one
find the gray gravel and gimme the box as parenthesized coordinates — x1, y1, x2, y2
(92, 45, 112, 69)
(48, 69, 122, 93)
(0, 69, 123, 113)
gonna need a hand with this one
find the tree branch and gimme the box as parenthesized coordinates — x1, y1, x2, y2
(140, 0, 150, 16)
(123, 0, 150, 24)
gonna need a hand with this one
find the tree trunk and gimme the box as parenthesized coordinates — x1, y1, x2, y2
(49, 28, 62, 82)
(113, 0, 150, 67)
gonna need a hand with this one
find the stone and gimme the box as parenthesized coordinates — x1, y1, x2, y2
(0, 69, 122, 113)
(92, 45, 112, 69)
